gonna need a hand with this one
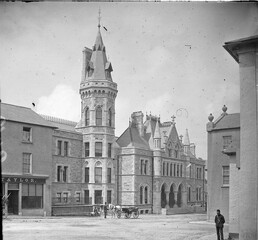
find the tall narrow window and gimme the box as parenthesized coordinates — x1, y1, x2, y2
(94, 190, 102, 204)
(75, 192, 81, 203)
(95, 142, 102, 157)
(85, 142, 90, 157)
(140, 186, 144, 204)
(107, 168, 111, 183)
(144, 161, 148, 175)
(166, 162, 169, 176)
(174, 163, 176, 176)
(22, 153, 31, 174)
(22, 127, 32, 142)
(107, 190, 112, 204)
(95, 167, 102, 183)
(170, 164, 173, 176)
(96, 106, 102, 126)
(188, 187, 191, 202)
(63, 192, 68, 203)
(85, 108, 90, 126)
(163, 162, 166, 176)
(64, 141, 68, 156)
(180, 164, 183, 177)
(57, 141, 62, 155)
(177, 164, 179, 177)
(222, 166, 230, 185)
(144, 186, 148, 204)
(108, 143, 112, 158)
(63, 166, 68, 182)
(84, 190, 90, 204)
(57, 166, 62, 182)
(85, 167, 89, 183)
(141, 160, 144, 175)
(108, 108, 112, 127)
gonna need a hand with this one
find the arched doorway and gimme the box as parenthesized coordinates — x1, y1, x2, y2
(161, 184, 166, 208)
(169, 184, 175, 208)
(177, 184, 182, 207)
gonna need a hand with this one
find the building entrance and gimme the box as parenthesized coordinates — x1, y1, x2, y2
(8, 190, 19, 215)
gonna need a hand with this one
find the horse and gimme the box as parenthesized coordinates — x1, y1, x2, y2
(108, 204, 121, 218)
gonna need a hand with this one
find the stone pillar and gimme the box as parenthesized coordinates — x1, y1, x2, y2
(174, 191, 178, 208)
(224, 37, 258, 240)
(181, 190, 188, 207)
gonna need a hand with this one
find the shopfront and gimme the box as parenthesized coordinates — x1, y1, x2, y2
(2, 175, 50, 216)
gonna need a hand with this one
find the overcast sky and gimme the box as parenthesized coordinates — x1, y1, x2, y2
(1, 2, 257, 159)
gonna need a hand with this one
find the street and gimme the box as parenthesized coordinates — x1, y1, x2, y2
(3, 213, 228, 240)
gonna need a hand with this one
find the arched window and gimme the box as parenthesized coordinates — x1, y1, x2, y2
(95, 161, 102, 183)
(163, 162, 166, 176)
(108, 108, 112, 127)
(85, 108, 89, 126)
(96, 106, 102, 126)
(145, 186, 148, 204)
(140, 186, 144, 204)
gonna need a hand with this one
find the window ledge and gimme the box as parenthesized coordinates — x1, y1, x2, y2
(22, 141, 33, 144)
(221, 185, 229, 188)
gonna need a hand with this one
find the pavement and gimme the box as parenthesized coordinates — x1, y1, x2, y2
(2, 213, 228, 240)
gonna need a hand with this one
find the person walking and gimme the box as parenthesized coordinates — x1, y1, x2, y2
(104, 202, 108, 219)
(215, 209, 225, 240)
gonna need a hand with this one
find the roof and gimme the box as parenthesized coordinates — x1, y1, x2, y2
(1, 103, 56, 128)
(183, 129, 190, 145)
(213, 113, 240, 131)
(116, 124, 150, 149)
(40, 115, 79, 133)
(223, 35, 258, 63)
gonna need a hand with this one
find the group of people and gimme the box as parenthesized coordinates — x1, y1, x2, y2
(103, 202, 118, 219)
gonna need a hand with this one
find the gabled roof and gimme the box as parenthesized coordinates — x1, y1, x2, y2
(1, 103, 56, 128)
(116, 124, 150, 149)
(213, 113, 240, 130)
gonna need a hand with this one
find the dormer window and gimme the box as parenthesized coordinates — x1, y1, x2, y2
(106, 70, 111, 78)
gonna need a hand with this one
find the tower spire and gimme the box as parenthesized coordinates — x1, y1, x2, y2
(98, 8, 101, 29)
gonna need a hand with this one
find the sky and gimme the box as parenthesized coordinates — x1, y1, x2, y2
(1, 2, 257, 159)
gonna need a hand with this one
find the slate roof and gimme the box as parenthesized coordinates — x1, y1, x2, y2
(1, 103, 56, 128)
(213, 113, 240, 130)
(116, 124, 150, 149)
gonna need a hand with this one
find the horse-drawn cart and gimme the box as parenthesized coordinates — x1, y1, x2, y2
(117, 206, 139, 219)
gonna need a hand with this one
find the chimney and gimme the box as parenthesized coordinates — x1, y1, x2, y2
(131, 111, 144, 137)
(81, 47, 92, 82)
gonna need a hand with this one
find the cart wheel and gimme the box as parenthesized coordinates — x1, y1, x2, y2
(125, 212, 131, 219)
(133, 210, 139, 219)
(117, 210, 121, 219)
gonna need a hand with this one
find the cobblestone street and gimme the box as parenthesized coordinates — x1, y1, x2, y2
(3, 213, 228, 240)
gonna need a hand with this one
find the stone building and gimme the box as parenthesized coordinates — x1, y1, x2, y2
(1, 23, 206, 216)
(207, 35, 258, 240)
(1, 103, 55, 216)
(206, 106, 240, 238)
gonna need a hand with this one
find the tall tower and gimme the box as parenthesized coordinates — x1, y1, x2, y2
(77, 14, 118, 205)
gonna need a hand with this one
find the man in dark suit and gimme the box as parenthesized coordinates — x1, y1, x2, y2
(215, 209, 225, 240)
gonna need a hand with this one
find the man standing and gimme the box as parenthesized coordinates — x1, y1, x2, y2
(215, 209, 225, 240)
(104, 202, 108, 219)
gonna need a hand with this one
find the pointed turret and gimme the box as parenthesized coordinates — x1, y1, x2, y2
(154, 119, 161, 149)
(183, 129, 190, 146)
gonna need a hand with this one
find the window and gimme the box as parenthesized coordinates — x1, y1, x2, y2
(107, 190, 112, 204)
(144, 161, 148, 175)
(64, 141, 69, 156)
(141, 160, 144, 175)
(85, 108, 90, 126)
(85, 142, 90, 157)
(222, 166, 230, 185)
(22, 127, 32, 142)
(22, 153, 32, 174)
(108, 143, 112, 158)
(108, 108, 112, 127)
(107, 168, 111, 183)
(144, 186, 148, 204)
(85, 167, 89, 183)
(96, 106, 102, 126)
(94, 190, 102, 204)
(188, 187, 191, 202)
(196, 187, 202, 201)
(57, 141, 62, 155)
(180, 165, 183, 177)
(196, 167, 202, 179)
(84, 190, 90, 204)
(22, 184, 43, 209)
(168, 149, 172, 157)
(57, 166, 62, 182)
(95, 142, 102, 157)
(223, 136, 232, 149)
(95, 167, 102, 183)
(163, 162, 166, 176)
(166, 163, 169, 176)
(174, 163, 176, 176)
(63, 166, 68, 182)
(56, 193, 61, 203)
(140, 186, 144, 204)
(75, 192, 81, 203)
(177, 164, 179, 177)
(63, 192, 68, 203)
